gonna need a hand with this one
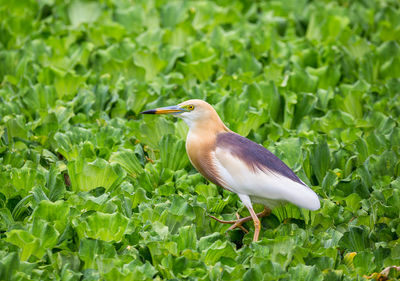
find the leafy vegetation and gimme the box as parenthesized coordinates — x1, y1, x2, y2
(1, 0, 400, 280)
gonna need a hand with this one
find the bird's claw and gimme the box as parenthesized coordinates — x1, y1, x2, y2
(208, 207, 271, 235)
(208, 213, 251, 233)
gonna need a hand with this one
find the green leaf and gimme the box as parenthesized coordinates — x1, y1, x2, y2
(175, 225, 197, 251)
(353, 251, 376, 275)
(339, 226, 372, 252)
(159, 135, 189, 171)
(0, 252, 20, 281)
(292, 92, 317, 128)
(133, 50, 166, 81)
(288, 264, 323, 281)
(54, 70, 87, 99)
(179, 57, 215, 82)
(4, 219, 58, 261)
(67, 158, 125, 192)
(5, 229, 40, 261)
(344, 193, 362, 213)
(5, 115, 28, 141)
(288, 65, 318, 93)
(0, 208, 14, 230)
(169, 196, 194, 218)
(275, 137, 303, 169)
(78, 238, 116, 269)
(138, 117, 175, 148)
(321, 170, 339, 195)
(202, 240, 237, 265)
(30, 218, 59, 257)
(31, 200, 70, 233)
(160, 2, 188, 28)
(310, 139, 331, 185)
(109, 149, 144, 178)
(68, 1, 101, 27)
(74, 212, 129, 242)
(8, 162, 46, 197)
(243, 267, 263, 281)
(340, 91, 363, 119)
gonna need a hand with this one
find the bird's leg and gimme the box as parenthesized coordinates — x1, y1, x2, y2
(208, 207, 271, 235)
(248, 207, 261, 242)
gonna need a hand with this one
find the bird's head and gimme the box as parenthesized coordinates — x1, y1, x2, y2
(141, 99, 224, 129)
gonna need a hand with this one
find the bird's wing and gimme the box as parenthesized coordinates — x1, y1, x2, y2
(213, 132, 320, 210)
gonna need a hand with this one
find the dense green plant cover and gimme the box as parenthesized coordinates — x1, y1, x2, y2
(1, 0, 400, 280)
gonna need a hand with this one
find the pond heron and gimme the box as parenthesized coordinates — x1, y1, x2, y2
(141, 99, 320, 241)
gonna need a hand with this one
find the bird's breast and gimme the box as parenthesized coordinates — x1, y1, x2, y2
(185, 131, 224, 187)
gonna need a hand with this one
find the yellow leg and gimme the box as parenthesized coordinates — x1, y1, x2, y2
(248, 207, 261, 242)
(208, 207, 271, 238)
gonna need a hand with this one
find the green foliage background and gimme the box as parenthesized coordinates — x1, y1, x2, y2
(1, 0, 400, 280)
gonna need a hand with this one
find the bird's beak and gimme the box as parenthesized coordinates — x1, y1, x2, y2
(140, 105, 186, 115)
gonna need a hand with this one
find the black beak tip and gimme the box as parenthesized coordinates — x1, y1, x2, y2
(140, 109, 156, 114)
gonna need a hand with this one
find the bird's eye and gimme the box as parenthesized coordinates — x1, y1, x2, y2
(187, 105, 195, 111)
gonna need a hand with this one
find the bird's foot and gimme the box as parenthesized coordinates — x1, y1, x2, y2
(208, 213, 251, 233)
(208, 212, 250, 233)
(208, 207, 271, 234)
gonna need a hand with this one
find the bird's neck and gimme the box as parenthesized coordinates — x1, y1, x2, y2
(185, 115, 230, 161)
(185, 115, 229, 187)
(187, 117, 229, 137)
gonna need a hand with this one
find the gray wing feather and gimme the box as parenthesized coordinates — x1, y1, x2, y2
(216, 132, 306, 186)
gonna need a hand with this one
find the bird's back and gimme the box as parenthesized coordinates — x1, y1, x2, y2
(212, 132, 320, 210)
(216, 132, 305, 186)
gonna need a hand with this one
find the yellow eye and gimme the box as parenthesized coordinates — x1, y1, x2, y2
(187, 105, 195, 111)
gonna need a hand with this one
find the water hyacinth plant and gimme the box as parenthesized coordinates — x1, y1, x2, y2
(0, 0, 400, 280)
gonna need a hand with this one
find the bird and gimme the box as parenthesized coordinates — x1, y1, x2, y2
(141, 99, 320, 241)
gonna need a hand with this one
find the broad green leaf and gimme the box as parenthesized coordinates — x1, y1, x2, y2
(78, 238, 116, 269)
(8, 162, 46, 197)
(4, 115, 28, 141)
(353, 251, 376, 275)
(339, 226, 372, 252)
(30, 218, 59, 257)
(340, 91, 363, 119)
(236, 110, 266, 137)
(31, 200, 70, 233)
(54, 71, 87, 99)
(0, 208, 13, 230)
(292, 92, 317, 128)
(275, 137, 302, 169)
(5, 230, 40, 261)
(0, 251, 20, 281)
(159, 135, 189, 171)
(321, 170, 339, 195)
(243, 267, 263, 281)
(310, 139, 331, 185)
(175, 225, 197, 251)
(287, 65, 318, 93)
(288, 264, 323, 281)
(202, 240, 237, 265)
(109, 149, 144, 178)
(138, 117, 175, 148)
(195, 184, 218, 198)
(68, 1, 101, 27)
(160, 2, 188, 28)
(67, 158, 125, 192)
(179, 57, 215, 82)
(4, 219, 58, 261)
(133, 50, 166, 81)
(114, 6, 144, 33)
(74, 212, 129, 242)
